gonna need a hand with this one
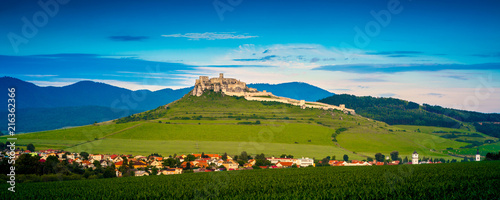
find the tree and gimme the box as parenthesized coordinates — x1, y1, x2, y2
(222, 152, 228, 161)
(375, 153, 385, 162)
(151, 167, 158, 175)
(255, 120, 261, 124)
(93, 160, 102, 169)
(255, 159, 271, 166)
(343, 154, 349, 162)
(485, 151, 500, 161)
(80, 152, 90, 160)
(321, 157, 330, 166)
(331, 155, 336, 160)
(103, 167, 116, 178)
(240, 151, 248, 161)
(403, 156, 409, 163)
(27, 143, 35, 152)
(163, 158, 177, 168)
(255, 153, 266, 160)
(390, 151, 399, 161)
(186, 154, 196, 161)
(280, 154, 287, 158)
(43, 155, 60, 174)
(367, 157, 373, 162)
(15, 154, 42, 174)
(287, 155, 294, 159)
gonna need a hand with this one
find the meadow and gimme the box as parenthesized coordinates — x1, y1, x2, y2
(1, 91, 490, 160)
(1, 161, 498, 199)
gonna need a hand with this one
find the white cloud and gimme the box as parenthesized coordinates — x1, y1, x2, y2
(161, 32, 258, 40)
(24, 74, 58, 77)
(28, 81, 74, 87)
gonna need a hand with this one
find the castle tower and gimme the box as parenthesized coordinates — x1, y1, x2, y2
(476, 149, 480, 161)
(219, 73, 224, 79)
(412, 150, 418, 164)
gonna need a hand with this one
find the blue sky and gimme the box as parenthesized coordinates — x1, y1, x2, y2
(1, 0, 499, 112)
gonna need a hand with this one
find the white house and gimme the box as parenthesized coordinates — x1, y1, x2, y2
(297, 157, 314, 167)
(476, 149, 480, 161)
(113, 156, 124, 163)
(135, 170, 149, 176)
(66, 154, 75, 160)
(412, 151, 419, 164)
(150, 160, 163, 169)
(91, 154, 103, 161)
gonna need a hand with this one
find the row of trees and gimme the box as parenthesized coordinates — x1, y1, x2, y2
(0, 154, 116, 183)
(318, 94, 460, 128)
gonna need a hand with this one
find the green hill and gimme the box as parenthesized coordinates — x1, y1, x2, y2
(318, 94, 500, 138)
(2, 90, 492, 160)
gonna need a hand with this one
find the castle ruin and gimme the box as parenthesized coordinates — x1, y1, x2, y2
(191, 73, 355, 114)
(192, 73, 257, 96)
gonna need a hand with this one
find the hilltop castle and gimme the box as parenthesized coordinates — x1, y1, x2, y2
(192, 73, 257, 96)
(192, 73, 355, 114)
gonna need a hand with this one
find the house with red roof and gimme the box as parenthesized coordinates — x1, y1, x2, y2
(276, 162, 294, 168)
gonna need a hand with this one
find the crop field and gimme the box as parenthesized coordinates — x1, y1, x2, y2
(1, 162, 498, 199)
(394, 125, 498, 143)
(443, 143, 500, 156)
(337, 128, 467, 159)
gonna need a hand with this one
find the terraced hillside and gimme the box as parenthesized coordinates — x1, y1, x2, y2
(1, 91, 482, 160)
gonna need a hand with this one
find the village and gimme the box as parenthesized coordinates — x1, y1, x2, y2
(1, 146, 468, 178)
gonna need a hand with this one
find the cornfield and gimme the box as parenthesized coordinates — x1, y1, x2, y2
(1, 161, 499, 199)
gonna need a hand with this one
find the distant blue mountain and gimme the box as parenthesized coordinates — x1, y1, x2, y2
(0, 77, 192, 111)
(248, 82, 334, 101)
(0, 77, 335, 133)
(0, 106, 141, 133)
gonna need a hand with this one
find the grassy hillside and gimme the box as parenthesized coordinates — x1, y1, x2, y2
(319, 94, 500, 139)
(1, 90, 483, 160)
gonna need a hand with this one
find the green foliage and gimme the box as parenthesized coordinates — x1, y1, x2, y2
(423, 104, 500, 122)
(343, 154, 349, 161)
(485, 151, 500, 160)
(375, 153, 385, 162)
(27, 143, 35, 152)
(185, 154, 196, 162)
(474, 123, 500, 138)
(390, 151, 399, 161)
(2, 162, 499, 199)
(318, 94, 460, 127)
(80, 152, 89, 160)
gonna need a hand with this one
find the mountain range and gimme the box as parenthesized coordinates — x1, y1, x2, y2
(0, 77, 334, 133)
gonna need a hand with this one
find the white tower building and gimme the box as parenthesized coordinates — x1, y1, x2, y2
(476, 149, 480, 161)
(412, 150, 419, 164)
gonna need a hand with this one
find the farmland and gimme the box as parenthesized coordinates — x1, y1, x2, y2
(0, 91, 479, 160)
(1, 161, 499, 199)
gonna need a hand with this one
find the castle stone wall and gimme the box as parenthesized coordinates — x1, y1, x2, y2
(191, 73, 355, 114)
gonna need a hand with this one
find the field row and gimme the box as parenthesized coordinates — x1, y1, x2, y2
(2, 162, 498, 199)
